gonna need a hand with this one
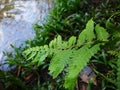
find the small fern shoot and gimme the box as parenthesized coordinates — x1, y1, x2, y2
(24, 19, 109, 90)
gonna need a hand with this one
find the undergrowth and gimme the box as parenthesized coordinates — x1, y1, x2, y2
(0, 0, 120, 90)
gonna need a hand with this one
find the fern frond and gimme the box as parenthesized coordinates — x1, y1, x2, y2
(24, 45, 50, 65)
(64, 46, 89, 90)
(49, 49, 73, 78)
(64, 44, 100, 90)
(77, 19, 95, 47)
(38, 51, 49, 66)
(56, 35, 62, 49)
(24, 45, 48, 54)
(27, 51, 37, 60)
(77, 30, 87, 47)
(31, 52, 40, 63)
(68, 36, 76, 48)
(85, 19, 95, 42)
(49, 37, 57, 49)
(95, 24, 109, 41)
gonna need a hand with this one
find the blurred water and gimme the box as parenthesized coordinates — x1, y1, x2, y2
(0, 0, 52, 70)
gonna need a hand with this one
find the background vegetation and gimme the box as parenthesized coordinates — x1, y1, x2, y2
(0, 0, 120, 90)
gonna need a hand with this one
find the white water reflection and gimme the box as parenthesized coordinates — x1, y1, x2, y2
(0, 0, 52, 70)
(0, 25, 4, 44)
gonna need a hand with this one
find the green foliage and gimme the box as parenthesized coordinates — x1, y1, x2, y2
(117, 52, 120, 90)
(26, 0, 94, 47)
(0, 70, 27, 90)
(1, 0, 120, 90)
(25, 0, 120, 48)
(105, 11, 120, 90)
(91, 49, 117, 90)
(95, 25, 109, 41)
(24, 19, 109, 90)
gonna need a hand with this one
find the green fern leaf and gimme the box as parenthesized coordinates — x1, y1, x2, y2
(37, 45, 49, 66)
(95, 24, 109, 41)
(31, 52, 40, 63)
(49, 36, 62, 49)
(77, 30, 87, 47)
(89, 44, 100, 56)
(85, 19, 95, 42)
(68, 36, 76, 47)
(56, 35, 62, 48)
(24, 50, 31, 56)
(62, 41, 69, 49)
(24, 46, 42, 55)
(37, 52, 48, 66)
(49, 49, 73, 78)
(27, 52, 37, 60)
(43, 45, 49, 50)
(77, 19, 95, 47)
(64, 46, 88, 90)
(24, 45, 49, 63)
(49, 39, 54, 48)
(64, 44, 100, 90)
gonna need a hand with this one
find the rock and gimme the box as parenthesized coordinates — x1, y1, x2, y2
(79, 66, 96, 85)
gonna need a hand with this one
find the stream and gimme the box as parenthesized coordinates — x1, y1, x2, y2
(0, 0, 52, 70)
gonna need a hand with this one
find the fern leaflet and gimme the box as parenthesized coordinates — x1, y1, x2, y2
(95, 24, 109, 41)
(49, 49, 73, 78)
